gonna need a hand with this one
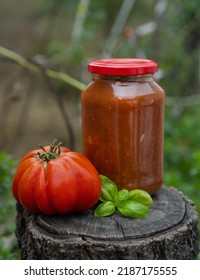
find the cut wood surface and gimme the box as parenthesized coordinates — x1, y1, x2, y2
(15, 186, 199, 260)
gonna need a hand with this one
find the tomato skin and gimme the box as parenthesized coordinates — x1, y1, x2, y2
(62, 152, 102, 212)
(12, 145, 101, 215)
(12, 158, 37, 201)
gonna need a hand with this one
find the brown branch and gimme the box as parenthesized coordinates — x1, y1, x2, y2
(0, 45, 85, 91)
(0, 69, 28, 149)
(11, 73, 36, 150)
(41, 70, 76, 151)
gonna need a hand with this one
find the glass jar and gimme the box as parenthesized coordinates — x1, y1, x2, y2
(81, 58, 165, 194)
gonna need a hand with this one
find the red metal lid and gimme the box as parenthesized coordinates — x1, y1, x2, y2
(88, 58, 158, 76)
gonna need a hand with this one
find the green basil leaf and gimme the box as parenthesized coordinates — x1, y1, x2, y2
(100, 175, 118, 202)
(94, 201, 116, 217)
(129, 189, 153, 207)
(114, 189, 129, 207)
(118, 201, 149, 219)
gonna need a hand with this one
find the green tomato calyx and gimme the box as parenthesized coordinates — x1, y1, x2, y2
(36, 139, 63, 162)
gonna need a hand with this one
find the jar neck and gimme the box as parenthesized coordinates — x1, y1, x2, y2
(92, 74, 154, 82)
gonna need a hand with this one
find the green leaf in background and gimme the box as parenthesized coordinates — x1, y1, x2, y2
(94, 201, 116, 217)
(118, 201, 149, 219)
(129, 189, 153, 207)
(0, 152, 16, 193)
(99, 175, 118, 202)
(114, 189, 129, 207)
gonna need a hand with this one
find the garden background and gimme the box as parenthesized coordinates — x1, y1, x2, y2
(0, 0, 200, 259)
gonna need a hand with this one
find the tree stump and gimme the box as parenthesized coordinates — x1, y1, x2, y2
(15, 186, 199, 260)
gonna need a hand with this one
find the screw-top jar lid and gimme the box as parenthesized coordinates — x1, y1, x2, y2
(88, 58, 158, 76)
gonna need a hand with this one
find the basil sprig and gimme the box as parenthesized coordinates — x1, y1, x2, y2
(94, 175, 153, 219)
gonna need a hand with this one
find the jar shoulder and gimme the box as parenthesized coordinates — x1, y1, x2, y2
(82, 79, 165, 99)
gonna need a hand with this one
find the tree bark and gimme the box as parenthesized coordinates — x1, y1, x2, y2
(15, 186, 199, 260)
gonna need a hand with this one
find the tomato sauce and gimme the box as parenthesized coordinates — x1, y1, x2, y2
(81, 59, 165, 194)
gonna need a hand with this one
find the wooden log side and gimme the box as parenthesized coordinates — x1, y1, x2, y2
(15, 186, 199, 260)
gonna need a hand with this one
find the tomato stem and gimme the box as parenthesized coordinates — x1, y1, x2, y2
(37, 139, 63, 162)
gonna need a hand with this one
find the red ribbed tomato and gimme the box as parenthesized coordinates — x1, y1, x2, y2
(12, 140, 101, 215)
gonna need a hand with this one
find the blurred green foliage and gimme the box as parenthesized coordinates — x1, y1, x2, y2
(164, 106, 200, 213)
(0, 153, 19, 259)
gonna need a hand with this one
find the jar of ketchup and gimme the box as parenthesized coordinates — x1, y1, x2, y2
(81, 58, 165, 194)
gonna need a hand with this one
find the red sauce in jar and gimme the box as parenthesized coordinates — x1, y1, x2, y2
(81, 59, 165, 194)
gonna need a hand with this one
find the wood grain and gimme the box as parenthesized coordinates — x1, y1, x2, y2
(15, 186, 199, 260)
